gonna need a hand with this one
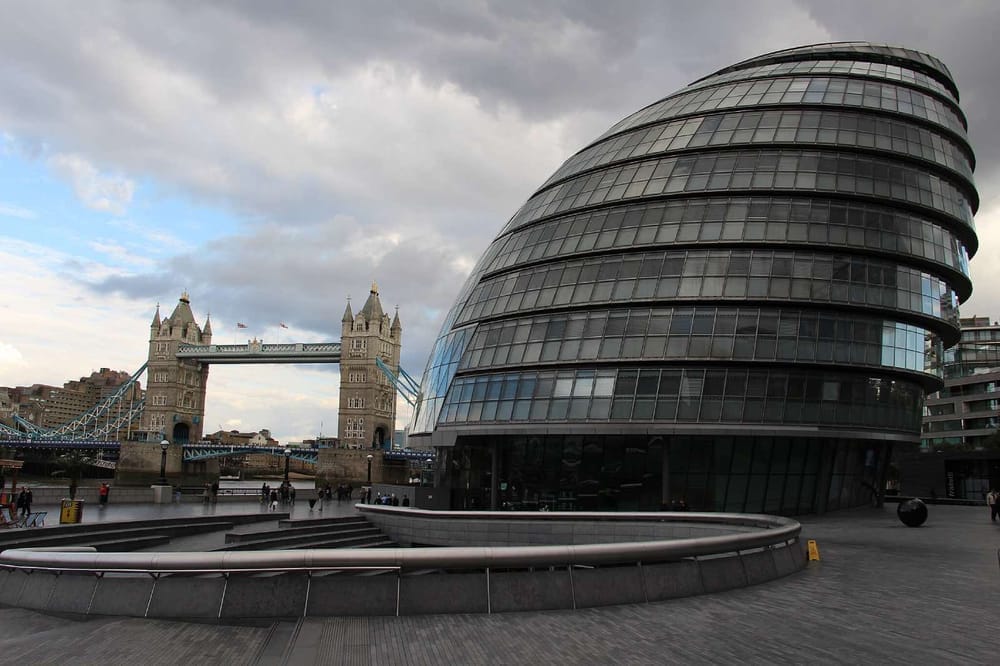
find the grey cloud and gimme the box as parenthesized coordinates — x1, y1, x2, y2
(7, 0, 1000, 375)
(797, 0, 1000, 185)
(94, 218, 468, 374)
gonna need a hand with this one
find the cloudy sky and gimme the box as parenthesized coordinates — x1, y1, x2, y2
(1, 1, 998, 443)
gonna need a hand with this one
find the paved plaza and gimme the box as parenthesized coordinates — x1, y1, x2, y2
(35, 494, 354, 521)
(0, 504, 998, 664)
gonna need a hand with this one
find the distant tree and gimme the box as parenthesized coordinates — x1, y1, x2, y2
(51, 451, 92, 499)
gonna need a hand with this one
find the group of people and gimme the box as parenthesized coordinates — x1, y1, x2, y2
(369, 492, 409, 507)
(318, 483, 356, 501)
(202, 480, 220, 504)
(261, 481, 296, 510)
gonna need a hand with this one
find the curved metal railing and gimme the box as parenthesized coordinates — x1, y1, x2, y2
(0, 509, 800, 576)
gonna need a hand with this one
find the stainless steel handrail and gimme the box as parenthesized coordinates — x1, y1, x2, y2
(0, 511, 800, 576)
(357, 505, 796, 528)
(0, 564, 400, 576)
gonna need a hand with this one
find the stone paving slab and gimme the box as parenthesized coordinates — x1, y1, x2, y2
(0, 607, 269, 665)
(0, 504, 997, 664)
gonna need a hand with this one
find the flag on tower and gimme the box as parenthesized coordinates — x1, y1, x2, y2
(237, 322, 248, 329)
(279, 323, 288, 329)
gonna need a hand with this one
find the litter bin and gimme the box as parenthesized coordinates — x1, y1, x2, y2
(59, 499, 84, 524)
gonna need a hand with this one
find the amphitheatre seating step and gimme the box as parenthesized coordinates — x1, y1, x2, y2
(276, 516, 369, 529)
(0, 513, 284, 549)
(228, 519, 373, 543)
(86, 535, 173, 552)
(219, 534, 394, 552)
(216, 528, 388, 551)
(353, 539, 395, 548)
(284, 536, 395, 550)
(0, 521, 235, 553)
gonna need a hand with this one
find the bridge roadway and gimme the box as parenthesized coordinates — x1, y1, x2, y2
(0, 503, 997, 664)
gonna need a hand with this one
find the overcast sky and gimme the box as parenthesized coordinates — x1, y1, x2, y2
(1, 1, 998, 443)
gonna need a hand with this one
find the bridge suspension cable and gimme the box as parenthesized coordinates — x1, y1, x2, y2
(374, 357, 421, 407)
(12, 363, 148, 442)
(0, 421, 26, 439)
(13, 415, 46, 435)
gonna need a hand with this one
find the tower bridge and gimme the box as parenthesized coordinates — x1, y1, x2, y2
(140, 283, 401, 448)
(0, 283, 430, 486)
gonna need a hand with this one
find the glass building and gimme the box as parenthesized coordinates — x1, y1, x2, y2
(409, 42, 978, 514)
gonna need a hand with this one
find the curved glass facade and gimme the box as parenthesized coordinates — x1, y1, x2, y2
(410, 42, 979, 514)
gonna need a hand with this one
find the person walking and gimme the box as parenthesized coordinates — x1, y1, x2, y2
(15, 487, 27, 518)
(98, 482, 110, 507)
(987, 488, 999, 522)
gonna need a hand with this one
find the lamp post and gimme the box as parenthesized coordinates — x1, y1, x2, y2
(366, 453, 374, 502)
(158, 439, 169, 485)
(283, 448, 291, 483)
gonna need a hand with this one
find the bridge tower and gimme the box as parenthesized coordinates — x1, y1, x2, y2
(143, 292, 211, 444)
(339, 282, 401, 449)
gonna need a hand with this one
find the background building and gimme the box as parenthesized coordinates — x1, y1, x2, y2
(905, 316, 1000, 498)
(410, 42, 978, 514)
(0, 369, 143, 440)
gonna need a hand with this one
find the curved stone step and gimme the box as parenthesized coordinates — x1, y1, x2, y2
(216, 528, 387, 551)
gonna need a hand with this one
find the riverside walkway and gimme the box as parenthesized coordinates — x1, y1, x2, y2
(0, 504, 997, 664)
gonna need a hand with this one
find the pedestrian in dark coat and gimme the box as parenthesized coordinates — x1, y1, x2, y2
(15, 488, 27, 517)
(21, 487, 35, 516)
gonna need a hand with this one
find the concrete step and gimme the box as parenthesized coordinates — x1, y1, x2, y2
(86, 535, 173, 552)
(227, 520, 372, 543)
(276, 516, 369, 529)
(219, 533, 393, 552)
(216, 528, 386, 551)
(353, 539, 396, 548)
(0, 513, 284, 546)
(280, 536, 396, 550)
(0, 521, 236, 552)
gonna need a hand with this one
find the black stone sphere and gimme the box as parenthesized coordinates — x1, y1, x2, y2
(897, 498, 928, 527)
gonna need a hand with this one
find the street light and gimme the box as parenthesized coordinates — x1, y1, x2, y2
(366, 453, 374, 501)
(283, 448, 292, 483)
(158, 439, 169, 485)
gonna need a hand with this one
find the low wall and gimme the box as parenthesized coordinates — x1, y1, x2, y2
(358, 505, 759, 546)
(0, 508, 805, 619)
(4, 486, 310, 505)
(15, 486, 155, 505)
(368, 484, 450, 510)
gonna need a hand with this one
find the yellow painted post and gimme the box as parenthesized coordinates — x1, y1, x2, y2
(807, 539, 820, 561)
